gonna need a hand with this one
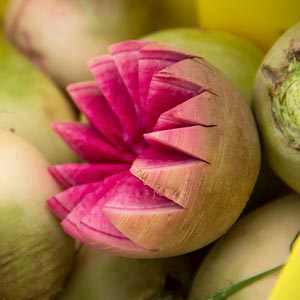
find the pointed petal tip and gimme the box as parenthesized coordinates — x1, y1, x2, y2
(51, 121, 78, 138)
(66, 81, 98, 93)
(50, 120, 67, 130)
(47, 165, 65, 185)
(88, 54, 112, 70)
(61, 218, 84, 242)
(50, 121, 63, 133)
(109, 40, 150, 54)
(48, 165, 72, 188)
(47, 197, 69, 220)
(77, 221, 147, 254)
(66, 82, 80, 93)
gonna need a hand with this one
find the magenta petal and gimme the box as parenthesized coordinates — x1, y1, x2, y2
(131, 146, 199, 170)
(88, 54, 144, 146)
(138, 42, 194, 118)
(47, 181, 101, 219)
(52, 122, 135, 163)
(47, 197, 69, 220)
(144, 125, 215, 162)
(153, 93, 219, 131)
(152, 118, 188, 131)
(109, 40, 150, 118)
(144, 71, 205, 131)
(49, 163, 130, 187)
(103, 173, 178, 210)
(67, 81, 127, 149)
(61, 172, 125, 241)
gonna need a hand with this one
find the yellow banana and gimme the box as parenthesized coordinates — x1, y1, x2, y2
(269, 236, 300, 300)
(197, 0, 300, 50)
(0, 0, 8, 22)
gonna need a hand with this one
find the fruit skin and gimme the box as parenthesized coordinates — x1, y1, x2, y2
(149, 0, 198, 29)
(269, 235, 300, 300)
(0, 129, 75, 300)
(189, 193, 300, 300)
(0, 30, 78, 165)
(4, 0, 152, 87)
(144, 28, 264, 104)
(0, 0, 8, 21)
(58, 246, 193, 300)
(48, 41, 261, 258)
(144, 28, 290, 208)
(197, 0, 300, 50)
(252, 23, 300, 192)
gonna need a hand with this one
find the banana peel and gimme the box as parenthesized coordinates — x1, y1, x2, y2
(269, 236, 300, 300)
(0, 0, 8, 22)
(197, 0, 300, 50)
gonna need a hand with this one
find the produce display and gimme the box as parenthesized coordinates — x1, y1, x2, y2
(148, 0, 199, 30)
(0, 129, 75, 299)
(144, 28, 264, 103)
(253, 23, 300, 192)
(0, 0, 299, 299)
(0, 29, 78, 164)
(196, 0, 300, 50)
(4, 0, 153, 87)
(47, 40, 260, 258)
(58, 246, 193, 300)
(269, 236, 300, 300)
(189, 193, 300, 300)
(143, 28, 290, 208)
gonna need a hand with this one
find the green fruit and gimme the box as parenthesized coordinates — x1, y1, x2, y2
(4, 0, 152, 87)
(58, 246, 193, 300)
(189, 193, 300, 300)
(0, 129, 75, 300)
(0, 31, 78, 164)
(253, 23, 300, 192)
(144, 28, 264, 103)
